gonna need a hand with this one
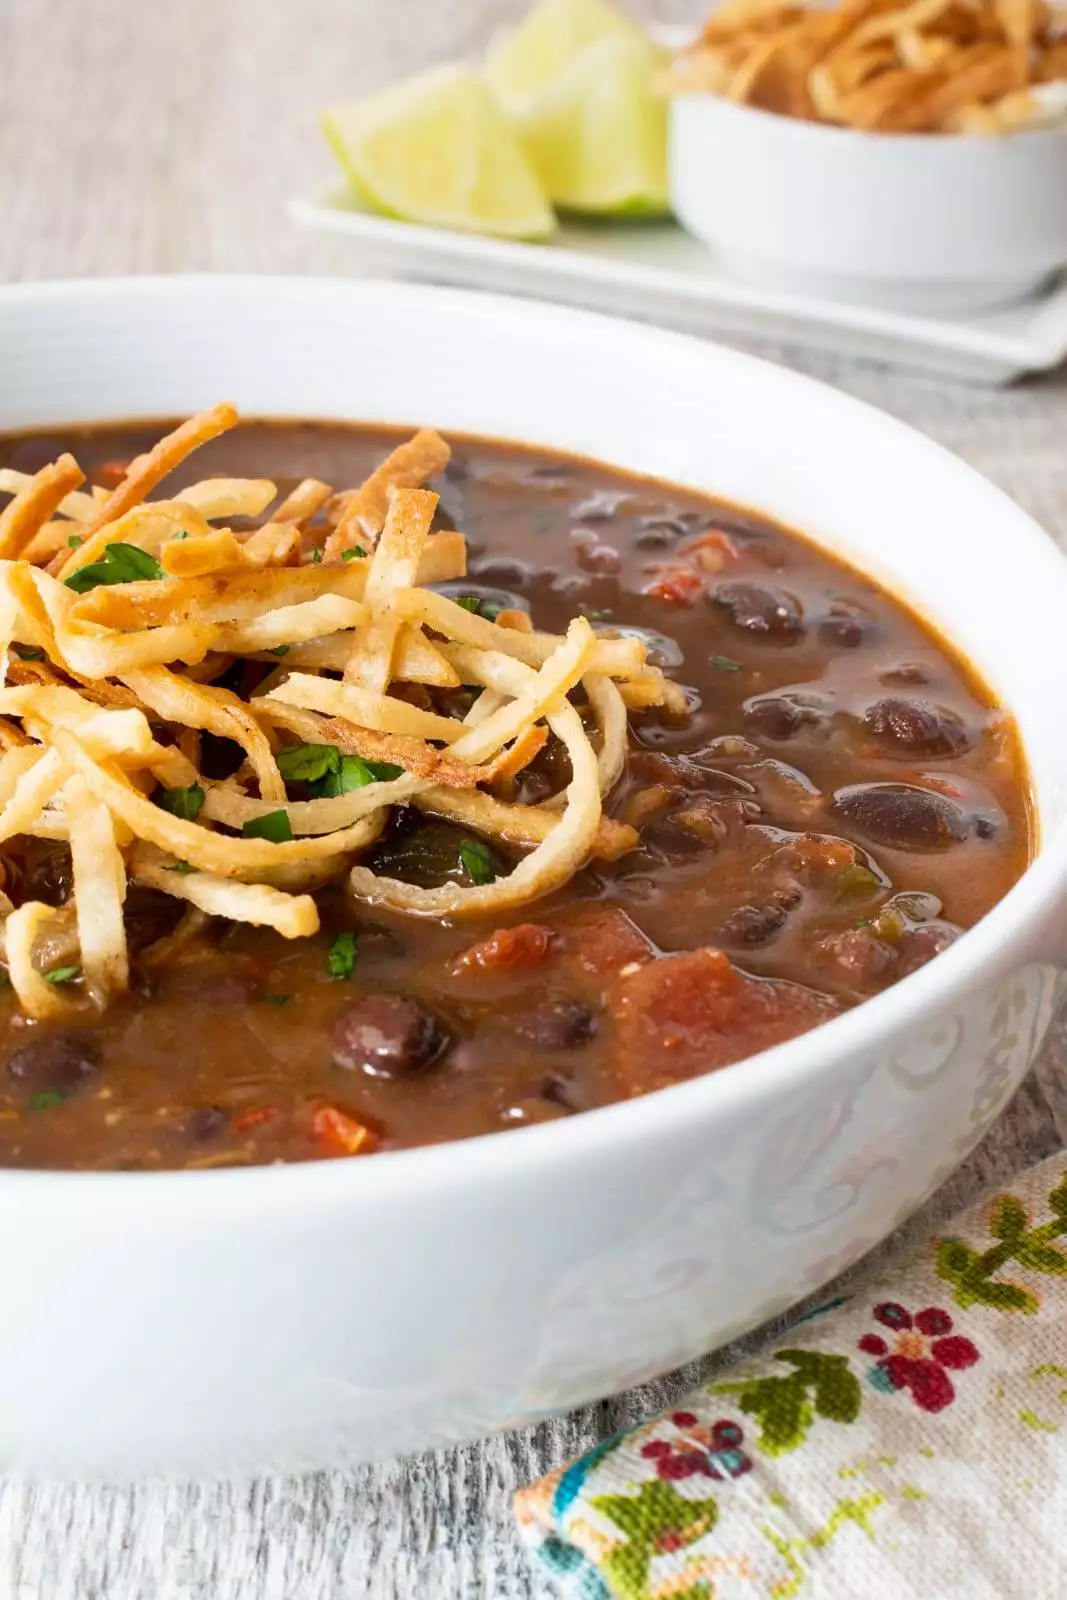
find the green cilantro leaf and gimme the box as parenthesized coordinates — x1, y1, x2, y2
(242, 809, 293, 843)
(459, 837, 498, 885)
(157, 783, 205, 822)
(268, 645, 290, 658)
(309, 754, 403, 798)
(174, 529, 189, 540)
(166, 861, 198, 875)
(67, 534, 84, 550)
(12, 644, 44, 662)
(341, 546, 367, 562)
(711, 654, 742, 672)
(29, 1090, 66, 1110)
(277, 742, 341, 785)
(44, 965, 81, 986)
(261, 994, 292, 1006)
(64, 541, 165, 593)
(453, 595, 503, 619)
(327, 931, 358, 981)
(578, 604, 613, 622)
(311, 547, 323, 565)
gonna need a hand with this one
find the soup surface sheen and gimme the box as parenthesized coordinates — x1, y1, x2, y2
(0, 421, 1031, 1170)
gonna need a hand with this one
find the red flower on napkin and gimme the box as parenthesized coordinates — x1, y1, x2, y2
(858, 1301, 980, 1412)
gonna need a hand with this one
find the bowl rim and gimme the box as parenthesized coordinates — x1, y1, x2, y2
(668, 79, 1067, 149)
(0, 271, 1063, 1215)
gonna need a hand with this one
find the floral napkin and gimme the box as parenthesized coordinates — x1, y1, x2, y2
(514, 1153, 1067, 1599)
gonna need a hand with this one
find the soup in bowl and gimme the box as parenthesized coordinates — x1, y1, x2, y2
(0, 276, 1062, 1478)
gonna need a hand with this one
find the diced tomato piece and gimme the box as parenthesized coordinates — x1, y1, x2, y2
(558, 905, 657, 977)
(643, 568, 707, 605)
(678, 530, 740, 572)
(453, 922, 557, 974)
(312, 1104, 378, 1157)
(608, 948, 840, 1098)
(233, 1105, 281, 1134)
(93, 459, 131, 489)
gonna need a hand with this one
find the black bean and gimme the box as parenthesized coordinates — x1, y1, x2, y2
(711, 581, 804, 638)
(577, 543, 621, 575)
(818, 613, 873, 649)
(513, 998, 597, 1050)
(470, 557, 530, 588)
(634, 524, 682, 552)
(862, 697, 970, 758)
(716, 902, 788, 946)
(331, 994, 448, 1079)
(975, 817, 998, 840)
(834, 783, 970, 851)
(198, 975, 255, 1008)
(8, 1030, 100, 1092)
(881, 663, 930, 687)
(22, 843, 74, 907)
(745, 697, 802, 741)
(178, 1106, 229, 1143)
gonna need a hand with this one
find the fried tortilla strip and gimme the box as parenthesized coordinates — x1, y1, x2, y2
(0, 456, 86, 561)
(160, 528, 257, 578)
(0, 747, 67, 844)
(176, 478, 277, 520)
(132, 844, 318, 939)
(0, 469, 97, 523)
(324, 429, 450, 560)
(59, 403, 239, 576)
(65, 773, 128, 1008)
(263, 671, 465, 743)
(412, 784, 638, 859)
(122, 665, 285, 801)
(5, 900, 79, 1021)
(344, 487, 437, 690)
(49, 726, 384, 882)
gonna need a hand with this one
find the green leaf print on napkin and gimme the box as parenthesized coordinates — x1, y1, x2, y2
(591, 1480, 719, 1600)
(710, 1350, 861, 1456)
(937, 1172, 1067, 1314)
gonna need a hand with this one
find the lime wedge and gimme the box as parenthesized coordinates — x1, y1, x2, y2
(323, 66, 555, 241)
(485, 0, 649, 108)
(510, 35, 669, 216)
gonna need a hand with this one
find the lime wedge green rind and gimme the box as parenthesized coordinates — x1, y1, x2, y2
(510, 35, 669, 216)
(322, 65, 556, 241)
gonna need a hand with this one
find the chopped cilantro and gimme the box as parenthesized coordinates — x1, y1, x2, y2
(327, 930, 358, 981)
(310, 754, 403, 799)
(157, 783, 204, 822)
(12, 644, 44, 662)
(459, 837, 497, 885)
(64, 541, 165, 593)
(29, 1090, 66, 1110)
(268, 645, 290, 657)
(67, 534, 84, 550)
(166, 860, 197, 875)
(311, 547, 323, 564)
(174, 529, 189, 540)
(242, 809, 293, 843)
(710, 654, 741, 672)
(578, 604, 613, 622)
(341, 546, 366, 561)
(261, 994, 292, 1006)
(454, 595, 504, 620)
(277, 742, 340, 785)
(43, 965, 81, 986)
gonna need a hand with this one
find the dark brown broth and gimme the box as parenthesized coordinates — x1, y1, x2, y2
(0, 421, 1032, 1169)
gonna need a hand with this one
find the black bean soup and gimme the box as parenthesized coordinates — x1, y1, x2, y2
(0, 421, 1031, 1169)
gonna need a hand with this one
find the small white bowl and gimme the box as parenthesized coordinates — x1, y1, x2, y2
(670, 93, 1067, 314)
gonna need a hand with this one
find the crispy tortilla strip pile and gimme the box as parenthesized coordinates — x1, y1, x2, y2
(0, 406, 681, 1019)
(663, 0, 1067, 133)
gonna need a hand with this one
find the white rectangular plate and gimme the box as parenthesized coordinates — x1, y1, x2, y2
(291, 186, 1067, 387)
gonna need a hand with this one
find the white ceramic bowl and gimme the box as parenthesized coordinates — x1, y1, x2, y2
(669, 93, 1067, 314)
(1, 275, 1066, 1481)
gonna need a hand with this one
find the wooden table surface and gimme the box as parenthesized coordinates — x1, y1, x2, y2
(4, 0, 1067, 1594)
